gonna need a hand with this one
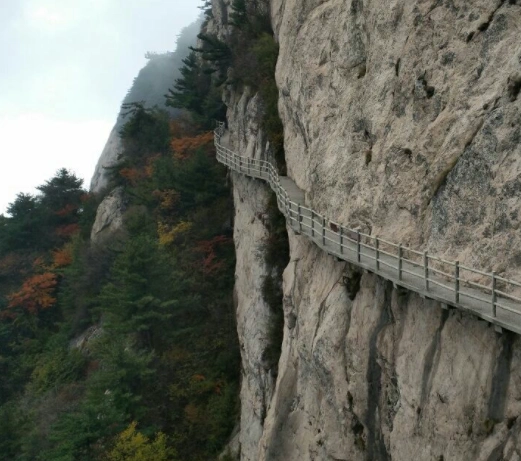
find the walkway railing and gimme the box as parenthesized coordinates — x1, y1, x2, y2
(214, 121, 521, 335)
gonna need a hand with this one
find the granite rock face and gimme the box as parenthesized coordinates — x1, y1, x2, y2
(258, 232, 521, 460)
(225, 88, 279, 461)
(211, 0, 521, 458)
(90, 186, 125, 245)
(273, 0, 521, 277)
(90, 126, 122, 193)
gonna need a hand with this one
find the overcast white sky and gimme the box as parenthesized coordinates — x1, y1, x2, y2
(0, 0, 201, 214)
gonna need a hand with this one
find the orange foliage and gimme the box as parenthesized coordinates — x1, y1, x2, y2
(171, 132, 214, 160)
(194, 235, 231, 275)
(119, 167, 145, 186)
(53, 245, 73, 268)
(7, 272, 58, 314)
(144, 154, 161, 178)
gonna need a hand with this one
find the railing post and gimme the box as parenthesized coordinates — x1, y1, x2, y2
(357, 230, 361, 263)
(424, 251, 429, 291)
(398, 244, 403, 281)
(311, 211, 315, 237)
(455, 261, 460, 304)
(322, 217, 326, 246)
(492, 272, 497, 318)
(339, 227, 344, 255)
(298, 205, 302, 234)
(375, 236, 380, 271)
(247, 157, 250, 176)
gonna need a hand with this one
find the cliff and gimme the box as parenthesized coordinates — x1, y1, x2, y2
(209, 0, 521, 459)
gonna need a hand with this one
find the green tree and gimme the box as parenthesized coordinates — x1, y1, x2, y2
(120, 103, 171, 160)
(98, 234, 179, 349)
(0, 193, 43, 252)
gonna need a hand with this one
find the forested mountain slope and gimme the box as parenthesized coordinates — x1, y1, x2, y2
(0, 10, 240, 460)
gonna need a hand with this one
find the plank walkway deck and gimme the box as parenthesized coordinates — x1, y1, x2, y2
(214, 125, 521, 335)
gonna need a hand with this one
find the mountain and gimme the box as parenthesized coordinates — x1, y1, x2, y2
(90, 18, 202, 193)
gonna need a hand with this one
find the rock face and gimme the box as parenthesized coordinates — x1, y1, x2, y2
(90, 126, 123, 193)
(210, 0, 521, 459)
(225, 88, 279, 460)
(272, 0, 521, 279)
(90, 187, 125, 244)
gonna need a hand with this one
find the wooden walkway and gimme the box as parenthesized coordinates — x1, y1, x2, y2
(214, 124, 521, 335)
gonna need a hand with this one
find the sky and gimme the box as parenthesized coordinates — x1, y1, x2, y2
(0, 0, 202, 214)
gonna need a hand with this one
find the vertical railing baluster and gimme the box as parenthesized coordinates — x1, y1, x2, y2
(357, 230, 361, 263)
(322, 217, 326, 246)
(375, 236, 380, 271)
(398, 244, 403, 281)
(455, 261, 460, 304)
(311, 211, 315, 238)
(339, 227, 344, 255)
(298, 205, 302, 234)
(424, 251, 429, 291)
(492, 272, 497, 318)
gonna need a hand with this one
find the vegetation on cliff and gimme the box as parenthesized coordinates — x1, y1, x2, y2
(0, 93, 237, 461)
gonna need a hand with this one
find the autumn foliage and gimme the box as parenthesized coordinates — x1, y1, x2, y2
(194, 235, 232, 275)
(119, 167, 147, 186)
(53, 245, 73, 268)
(171, 131, 213, 160)
(7, 272, 58, 314)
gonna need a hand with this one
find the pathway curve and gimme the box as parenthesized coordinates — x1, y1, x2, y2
(214, 123, 521, 335)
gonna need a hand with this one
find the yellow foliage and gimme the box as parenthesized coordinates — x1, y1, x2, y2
(107, 421, 173, 461)
(158, 221, 193, 246)
(153, 189, 180, 212)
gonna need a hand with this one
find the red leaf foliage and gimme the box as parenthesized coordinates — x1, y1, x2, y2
(194, 235, 231, 275)
(7, 272, 58, 314)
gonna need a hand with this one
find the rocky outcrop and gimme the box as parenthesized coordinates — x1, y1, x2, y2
(90, 127, 123, 193)
(90, 187, 125, 245)
(210, 0, 521, 459)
